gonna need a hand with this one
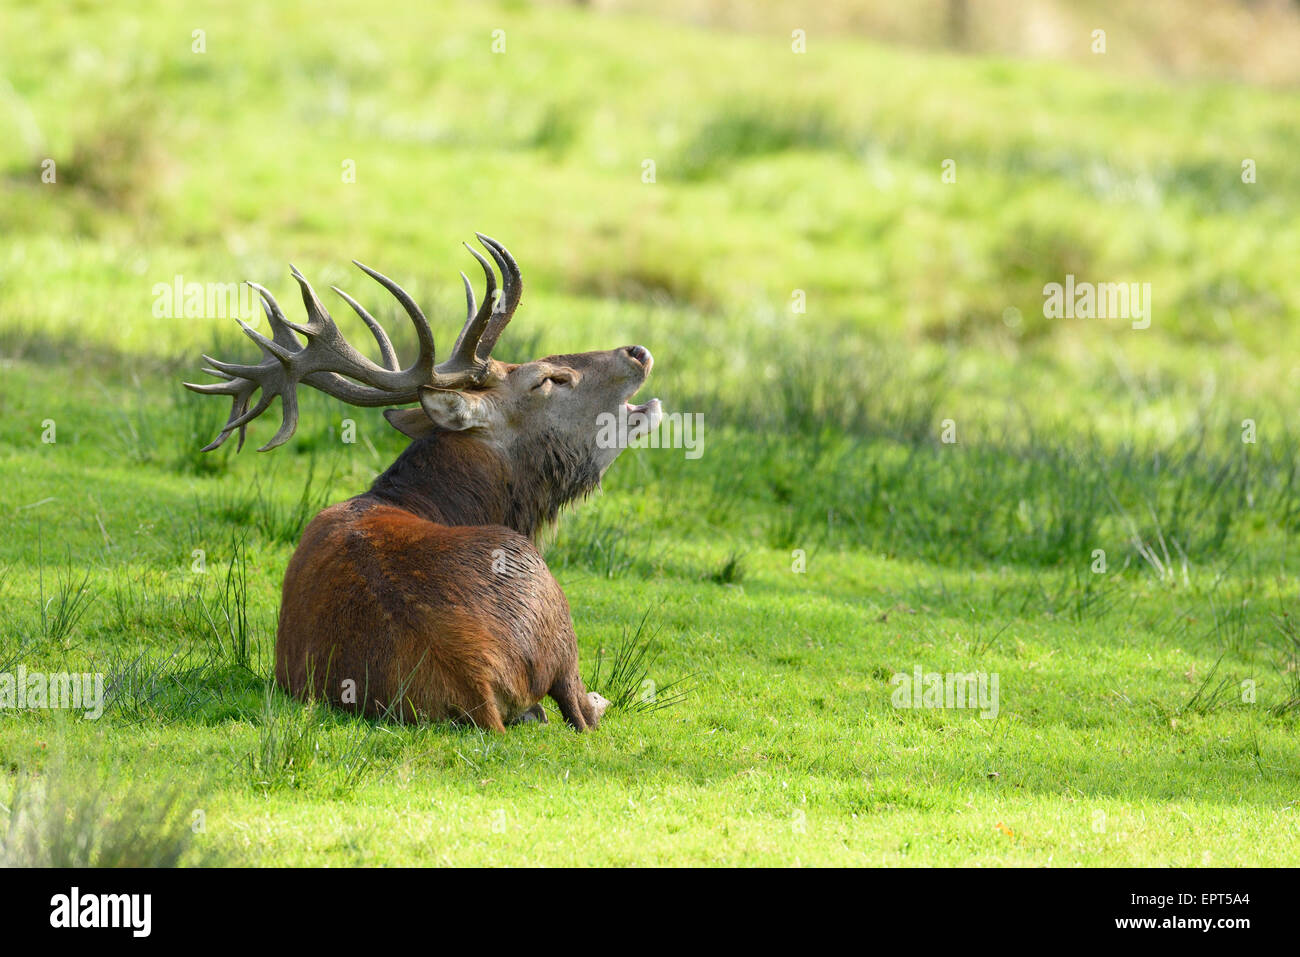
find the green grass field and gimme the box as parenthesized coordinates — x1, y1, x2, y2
(1, 0, 1298, 866)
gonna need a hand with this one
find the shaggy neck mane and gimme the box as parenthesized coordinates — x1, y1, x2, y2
(365, 428, 603, 540)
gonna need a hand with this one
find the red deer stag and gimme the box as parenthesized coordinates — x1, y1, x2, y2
(185, 235, 661, 731)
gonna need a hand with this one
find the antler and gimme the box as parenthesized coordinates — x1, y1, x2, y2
(184, 233, 523, 452)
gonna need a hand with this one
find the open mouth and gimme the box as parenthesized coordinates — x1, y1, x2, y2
(622, 346, 661, 434)
(625, 397, 664, 435)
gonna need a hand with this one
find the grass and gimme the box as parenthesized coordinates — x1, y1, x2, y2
(1, 0, 1299, 866)
(34, 532, 98, 652)
(0, 757, 212, 868)
(585, 610, 693, 715)
(236, 682, 399, 796)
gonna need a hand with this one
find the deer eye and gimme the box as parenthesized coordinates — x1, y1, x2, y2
(533, 373, 571, 390)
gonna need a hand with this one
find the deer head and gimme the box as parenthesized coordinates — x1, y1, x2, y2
(185, 235, 662, 535)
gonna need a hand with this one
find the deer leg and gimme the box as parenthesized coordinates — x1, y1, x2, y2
(549, 673, 599, 731)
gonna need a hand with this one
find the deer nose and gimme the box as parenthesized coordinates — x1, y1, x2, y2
(625, 345, 653, 372)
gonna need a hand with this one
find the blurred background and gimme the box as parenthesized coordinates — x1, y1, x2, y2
(581, 0, 1300, 84)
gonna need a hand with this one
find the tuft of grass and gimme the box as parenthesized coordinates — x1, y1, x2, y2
(173, 388, 232, 476)
(236, 683, 397, 796)
(586, 610, 692, 715)
(103, 647, 259, 724)
(238, 683, 324, 792)
(0, 561, 21, 671)
(709, 550, 746, 585)
(1038, 565, 1122, 624)
(105, 556, 269, 679)
(35, 532, 97, 651)
(1177, 656, 1240, 718)
(200, 536, 257, 673)
(530, 102, 581, 155)
(1267, 606, 1300, 717)
(1204, 586, 1256, 657)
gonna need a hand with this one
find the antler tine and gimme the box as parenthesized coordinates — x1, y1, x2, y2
(289, 265, 343, 338)
(186, 372, 236, 391)
(246, 282, 303, 353)
(472, 233, 522, 360)
(351, 261, 436, 374)
(259, 384, 300, 452)
(331, 285, 400, 372)
(236, 318, 294, 363)
(444, 242, 496, 369)
(438, 234, 521, 377)
(459, 270, 476, 323)
(182, 374, 257, 452)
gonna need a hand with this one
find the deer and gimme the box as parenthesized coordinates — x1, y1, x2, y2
(184, 234, 661, 731)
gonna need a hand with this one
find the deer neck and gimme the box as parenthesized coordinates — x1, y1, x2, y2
(364, 430, 598, 540)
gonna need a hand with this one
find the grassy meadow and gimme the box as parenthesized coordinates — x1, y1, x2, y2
(1, 0, 1298, 866)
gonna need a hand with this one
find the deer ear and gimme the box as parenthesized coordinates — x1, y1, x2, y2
(383, 407, 437, 439)
(416, 387, 495, 432)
